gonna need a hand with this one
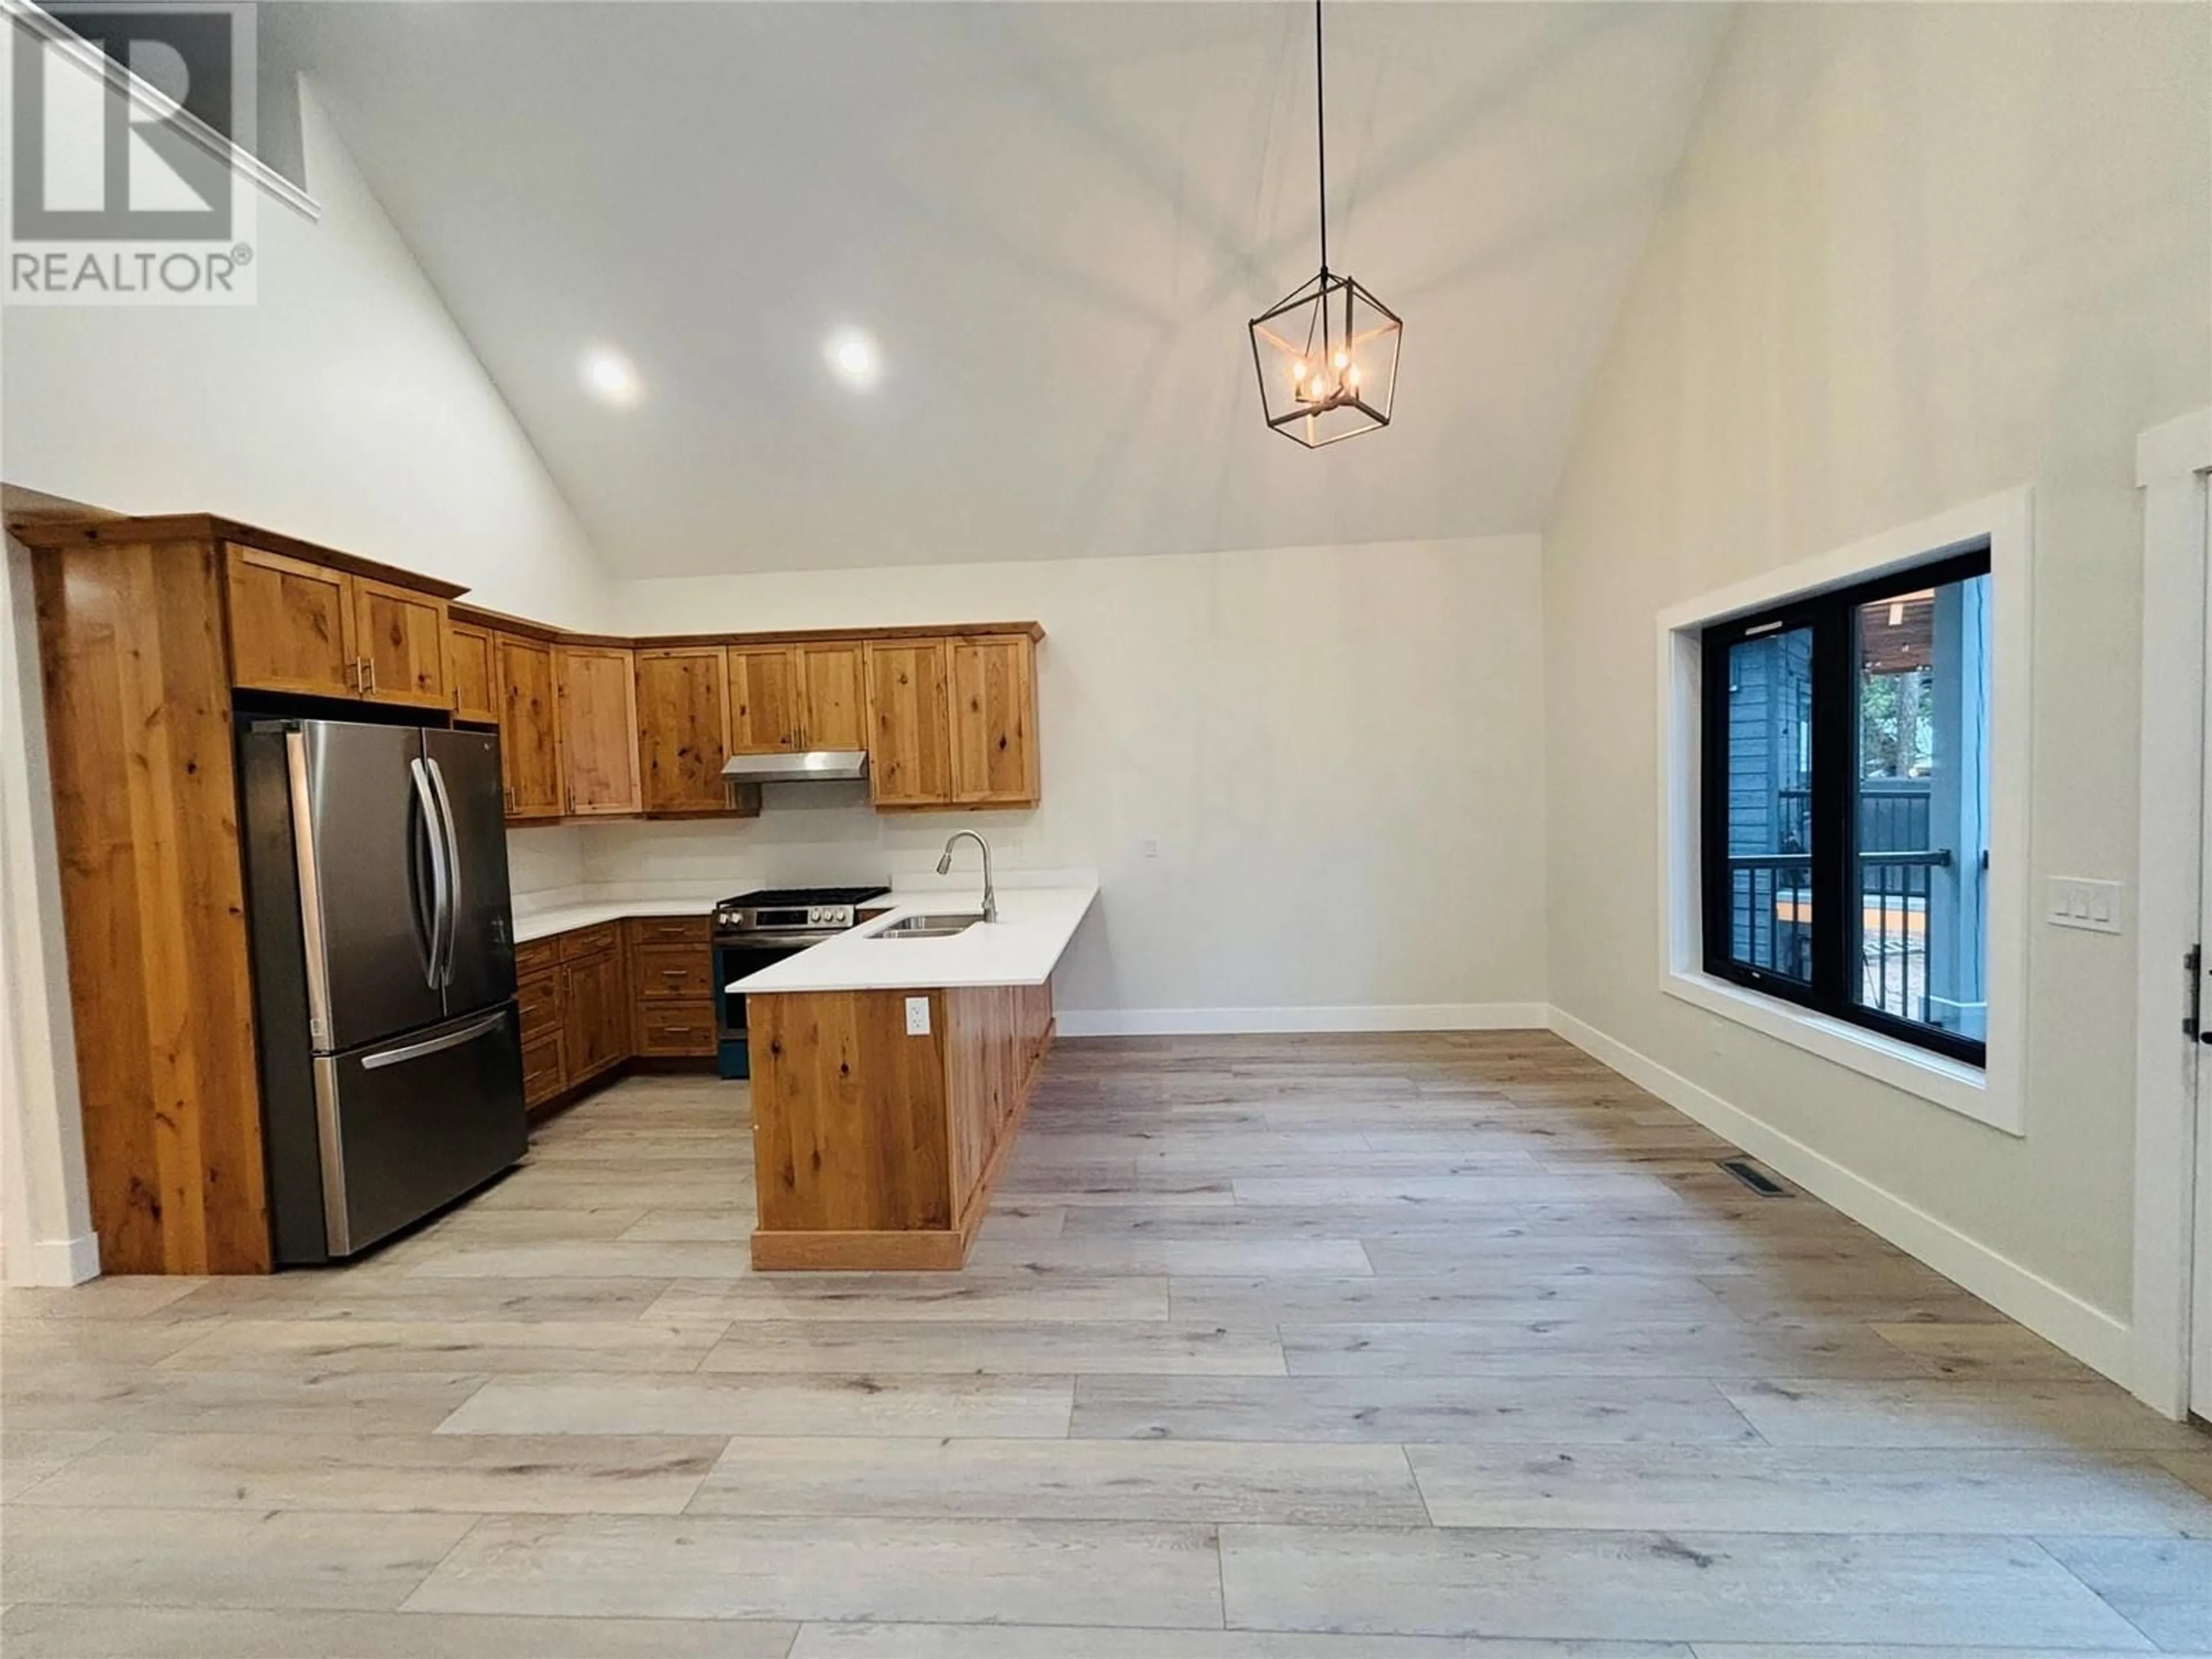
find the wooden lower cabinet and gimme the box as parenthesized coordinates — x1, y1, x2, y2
(628, 916, 715, 1058)
(515, 939, 566, 1110)
(747, 978, 1054, 1270)
(560, 930, 630, 1085)
(516, 917, 717, 1113)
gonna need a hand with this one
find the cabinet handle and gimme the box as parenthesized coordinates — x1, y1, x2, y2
(661, 1026, 694, 1035)
(661, 969, 689, 980)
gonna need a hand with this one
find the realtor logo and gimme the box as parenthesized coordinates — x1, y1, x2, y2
(6, 2, 257, 303)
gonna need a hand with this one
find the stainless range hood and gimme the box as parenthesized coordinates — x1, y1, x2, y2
(720, 749, 869, 784)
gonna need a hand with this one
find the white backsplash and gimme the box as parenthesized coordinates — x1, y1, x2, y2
(502, 790, 1090, 915)
(505, 824, 588, 916)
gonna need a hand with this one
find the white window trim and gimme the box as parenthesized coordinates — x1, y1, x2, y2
(1655, 487, 2033, 1137)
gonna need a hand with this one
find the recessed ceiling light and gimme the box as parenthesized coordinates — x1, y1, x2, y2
(824, 328, 881, 389)
(581, 346, 642, 407)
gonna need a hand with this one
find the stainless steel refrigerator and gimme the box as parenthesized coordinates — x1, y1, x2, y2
(240, 719, 528, 1264)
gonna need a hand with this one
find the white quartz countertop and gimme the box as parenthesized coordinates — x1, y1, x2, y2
(728, 884, 1097, 994)
(510, 895, 718, 945)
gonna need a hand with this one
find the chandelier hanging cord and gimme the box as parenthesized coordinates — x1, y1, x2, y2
(1314, 0, 1327, 277)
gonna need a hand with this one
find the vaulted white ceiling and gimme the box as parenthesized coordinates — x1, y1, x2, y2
(263, 2, 1729, 577)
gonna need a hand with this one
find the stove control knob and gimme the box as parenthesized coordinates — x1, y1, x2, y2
(808, 907, 826, 926)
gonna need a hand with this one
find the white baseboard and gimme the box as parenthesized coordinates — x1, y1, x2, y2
(1546, 1005, 2135, 1389)
(1055, 1003, 1551, 1039)
(4, 1230, 100, 1287)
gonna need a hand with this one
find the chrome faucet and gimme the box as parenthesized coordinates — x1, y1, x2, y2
(936, 829, 998, 923)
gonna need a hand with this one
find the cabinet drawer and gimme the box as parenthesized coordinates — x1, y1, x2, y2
(516, 971, 561, 1040)
(636, 999, 716, 1056)
(521, 1032, 566, 1108)
(628, 915, 711, 946)
(632, 943, 713, 999)
(558, 922, 622, 961)
(514, 937, 560, 978)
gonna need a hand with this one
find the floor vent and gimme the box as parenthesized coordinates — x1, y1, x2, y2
(1718, 1157, 1788, 1196)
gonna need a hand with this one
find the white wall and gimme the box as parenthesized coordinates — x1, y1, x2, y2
(0, 82, 614, 1282)
(606, 536, 1551, 1028)
(1543, 3, 2211, 1334)
(1, 80, 608, 627)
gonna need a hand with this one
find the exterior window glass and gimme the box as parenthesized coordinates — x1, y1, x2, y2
(1701, 547, 1991, 1068)
(1852, 574, 1991, 1042)
(1723, 627, 1815, 983)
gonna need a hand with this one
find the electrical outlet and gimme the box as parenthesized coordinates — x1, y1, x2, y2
(2046, 876, 2125, 935)
(905, 996, 931, 1036)
(1139, 836, 1160, 859)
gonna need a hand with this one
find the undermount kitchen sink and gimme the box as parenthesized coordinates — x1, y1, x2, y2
(873, 912, 985, 940)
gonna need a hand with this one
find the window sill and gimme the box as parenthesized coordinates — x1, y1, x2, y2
(1662, 969, 2022, 1137)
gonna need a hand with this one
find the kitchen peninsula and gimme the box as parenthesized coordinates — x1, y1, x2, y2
(733, 882, 1097, 1270)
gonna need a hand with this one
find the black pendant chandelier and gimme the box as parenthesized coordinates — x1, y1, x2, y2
(1248, 0, 1402, 448)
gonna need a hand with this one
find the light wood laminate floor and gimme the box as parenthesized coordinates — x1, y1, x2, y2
(5, 1032, 2207, 1657)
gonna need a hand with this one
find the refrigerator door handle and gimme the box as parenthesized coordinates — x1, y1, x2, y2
(410, 757, 452, 991)
(424, 756, 465, 988)
(359, 1009, 508, 1071)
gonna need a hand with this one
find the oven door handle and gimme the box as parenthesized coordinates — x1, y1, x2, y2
(715, 932, 847, 951)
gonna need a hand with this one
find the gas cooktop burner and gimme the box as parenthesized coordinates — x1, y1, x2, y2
(714, 884, 891, 936)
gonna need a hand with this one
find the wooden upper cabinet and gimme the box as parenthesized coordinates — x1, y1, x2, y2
(636, 646, 734, 814)
(351, 577, 449, 709)
(224, 542, 454, 711)
(446, 620, 498, 725)
(497, 635, 563, 820)
(949, 634, 1040, 807)
(797, 642, 867, 750)
(556, 645, 641, 816)
(224, 544, 357, 698)
(728, 646, 802, 753)
(865, 639, 955, 807)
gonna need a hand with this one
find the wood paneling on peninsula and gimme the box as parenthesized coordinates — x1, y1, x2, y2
(747, 982, 1054, 1270)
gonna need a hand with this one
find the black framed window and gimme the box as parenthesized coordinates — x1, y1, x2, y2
(1700, 544, 1993, 1067)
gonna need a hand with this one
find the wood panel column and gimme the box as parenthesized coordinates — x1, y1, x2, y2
(29, 531, 270, 1273)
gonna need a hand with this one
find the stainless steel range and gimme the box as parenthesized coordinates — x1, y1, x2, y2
(713, 884, 890, 1077)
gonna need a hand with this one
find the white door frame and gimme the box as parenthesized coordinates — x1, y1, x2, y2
(2133, 406, 2212, 1418)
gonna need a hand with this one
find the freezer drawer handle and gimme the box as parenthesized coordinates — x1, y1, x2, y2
(361, 1010, 508, 1071)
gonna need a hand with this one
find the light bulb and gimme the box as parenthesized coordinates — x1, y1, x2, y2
(1292, 360, 1307, 380)
(1333, 351, 1348, 370)
(1346, 365, 1362, 387)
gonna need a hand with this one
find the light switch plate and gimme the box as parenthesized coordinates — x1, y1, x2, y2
(905, 995, 931, 1036)
(2046, 876, 2125, 935)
